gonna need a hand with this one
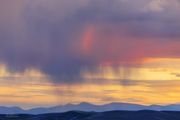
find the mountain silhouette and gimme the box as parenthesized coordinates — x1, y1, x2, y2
(1, 111, 180, 120)
(1, 102, 180, 114)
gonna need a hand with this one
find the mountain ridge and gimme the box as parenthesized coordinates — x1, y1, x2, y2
(1, 110, 180, 120)
(1, 102, 180, 114)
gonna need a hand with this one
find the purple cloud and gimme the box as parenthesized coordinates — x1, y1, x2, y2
(0, 0, 180, 83)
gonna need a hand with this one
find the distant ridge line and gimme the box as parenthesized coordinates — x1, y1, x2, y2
(1, 102, 180, 114)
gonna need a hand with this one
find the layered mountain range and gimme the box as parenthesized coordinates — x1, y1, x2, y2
(1, 102, 180, 114)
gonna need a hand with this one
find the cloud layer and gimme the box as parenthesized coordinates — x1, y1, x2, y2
(0, 0, 180, 83)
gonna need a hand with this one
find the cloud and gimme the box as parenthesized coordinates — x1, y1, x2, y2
(143, 0, 168, 12)
(0, 0, 180, 83)
(172, 73, 180, 77)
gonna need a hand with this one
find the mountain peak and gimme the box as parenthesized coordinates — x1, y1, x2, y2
(78, 102, 93, 106)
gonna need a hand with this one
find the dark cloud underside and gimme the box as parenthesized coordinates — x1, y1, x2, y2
(0, 0, 180, 83)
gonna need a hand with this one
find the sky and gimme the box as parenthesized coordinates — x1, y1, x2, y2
(0, 0, 180, 108)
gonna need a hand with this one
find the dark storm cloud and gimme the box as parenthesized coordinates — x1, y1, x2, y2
(0, 0, 180, 83)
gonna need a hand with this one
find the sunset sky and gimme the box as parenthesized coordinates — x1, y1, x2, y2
(0, 0, 180, 109)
